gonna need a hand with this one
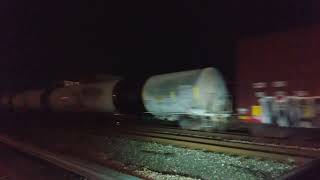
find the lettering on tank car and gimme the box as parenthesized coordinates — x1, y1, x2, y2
(192, 86, 200, 100)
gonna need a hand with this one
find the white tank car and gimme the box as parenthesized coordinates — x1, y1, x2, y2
(142, 67, 232, 130)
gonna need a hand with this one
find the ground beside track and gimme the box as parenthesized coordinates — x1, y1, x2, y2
(0, 142, 83, 180)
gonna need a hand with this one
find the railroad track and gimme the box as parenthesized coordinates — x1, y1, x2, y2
(130, 126, 320, 149)
(133, 126, 255, 141)
(119, 126, 320, 164)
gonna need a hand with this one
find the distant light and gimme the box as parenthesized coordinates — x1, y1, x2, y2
(252, 82, 267, 89)
(255, 92, 265, 98)
(272, 81, 287, 88)
(60, 97, 70, 101)
(294, 90, 309, 97)
(237, 108, 248, 114)
(63, 81, 80, 87)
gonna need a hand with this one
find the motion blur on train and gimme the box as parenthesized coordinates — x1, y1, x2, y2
(2, 64, 320, 134)
(2, 64, 320, 136)
(0, 67, 233, 131)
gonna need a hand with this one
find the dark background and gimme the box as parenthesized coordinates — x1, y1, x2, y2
(0, 0, 318, 91)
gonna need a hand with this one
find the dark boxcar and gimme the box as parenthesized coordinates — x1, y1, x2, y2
(236, 24, 320, 128)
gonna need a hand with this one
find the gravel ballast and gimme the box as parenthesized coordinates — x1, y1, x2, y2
(101, 136, 295, 180)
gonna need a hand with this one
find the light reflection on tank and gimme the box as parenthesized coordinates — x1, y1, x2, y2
(142, 67, 233, 130)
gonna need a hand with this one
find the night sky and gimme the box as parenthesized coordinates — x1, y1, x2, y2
(0, 0, 317, 91)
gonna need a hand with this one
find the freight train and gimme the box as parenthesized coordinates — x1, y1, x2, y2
(0, 67, 233, 131)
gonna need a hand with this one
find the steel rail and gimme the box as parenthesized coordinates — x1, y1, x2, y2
(120, 128, 320, 164)
(132, 126, 320, 150)
(133, 126, 253, 140)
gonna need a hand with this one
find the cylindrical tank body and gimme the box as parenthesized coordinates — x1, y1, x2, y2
(0, 95, 11, 108)
(47, 86, 84, 111)
(142, 67, 230, 121)
(12, 93, 26, 110)
(79, 80, 120, 112)
(47, 79, 120, 112)
(24, 90, 44, 110)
